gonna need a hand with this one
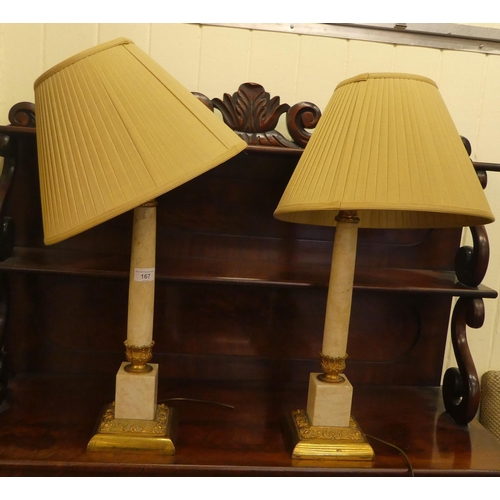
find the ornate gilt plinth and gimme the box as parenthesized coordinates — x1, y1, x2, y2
(87, 402, 177, 454)
(282, 409, 374, 460)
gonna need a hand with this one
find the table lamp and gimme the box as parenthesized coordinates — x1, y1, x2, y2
(274, 72, 495, 460)
(34, 38, 247, 453)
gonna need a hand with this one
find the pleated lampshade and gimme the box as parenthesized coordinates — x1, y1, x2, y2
(274, 72, 494, 228)
(34, 38, 247, 245)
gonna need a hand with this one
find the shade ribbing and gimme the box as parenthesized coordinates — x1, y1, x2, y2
(274, 73, 494, 228)
(34, 38, 247, 244)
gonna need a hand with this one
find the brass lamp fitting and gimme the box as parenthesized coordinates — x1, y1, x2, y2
(335, 210, 360, 224)
(317, 352, 348, 383)
(124, 341, 155, 373)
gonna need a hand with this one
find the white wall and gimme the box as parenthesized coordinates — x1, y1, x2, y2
(1, 23, 500, 380)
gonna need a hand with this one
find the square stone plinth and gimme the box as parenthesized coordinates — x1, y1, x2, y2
(115, 362, 158, 420)
(306, 373, 353, 427)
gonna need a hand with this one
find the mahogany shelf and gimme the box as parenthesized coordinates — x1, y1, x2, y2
(0, 246, 496, 297)
(1, 375, 500, 476)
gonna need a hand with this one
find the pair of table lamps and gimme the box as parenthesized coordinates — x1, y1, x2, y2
(33, 38, 494, 458)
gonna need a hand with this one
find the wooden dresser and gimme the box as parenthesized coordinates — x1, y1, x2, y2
(1, 84, 500, 475)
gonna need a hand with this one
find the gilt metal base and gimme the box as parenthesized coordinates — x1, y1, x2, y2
(282, 409, 374, 460)
(87, 402, 177, 454)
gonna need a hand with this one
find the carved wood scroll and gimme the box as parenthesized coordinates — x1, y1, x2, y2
(443, 138, 492, 425)
(443, 296, 483, 425)
(7, 101, 36, 128)
(194, 82, 321, 148)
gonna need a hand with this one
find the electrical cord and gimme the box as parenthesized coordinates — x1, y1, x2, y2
(158, 397, 235, 409)
(366, 434, 414, 476)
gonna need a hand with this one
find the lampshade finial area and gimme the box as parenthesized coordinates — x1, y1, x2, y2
(274, 72, 494, 229)
(34, 38, 247, 245)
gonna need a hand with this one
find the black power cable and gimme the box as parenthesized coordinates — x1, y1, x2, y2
(366, 434, 415, 476)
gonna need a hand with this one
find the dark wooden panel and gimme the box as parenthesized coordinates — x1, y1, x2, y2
(6, 272, 450, 386)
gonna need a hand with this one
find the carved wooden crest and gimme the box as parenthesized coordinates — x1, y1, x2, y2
(194, 82, 321, 149)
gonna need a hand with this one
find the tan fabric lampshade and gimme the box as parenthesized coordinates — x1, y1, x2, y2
(34, 38, 247, 245)
(274, 73, 494, 228)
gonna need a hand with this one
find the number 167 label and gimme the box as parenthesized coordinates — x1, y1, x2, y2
(134, 267, 155, 282)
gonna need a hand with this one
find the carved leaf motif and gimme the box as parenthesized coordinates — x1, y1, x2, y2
(213, 83, 290, 133)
